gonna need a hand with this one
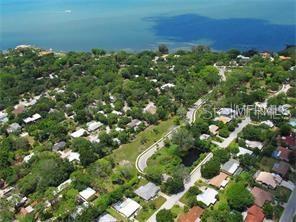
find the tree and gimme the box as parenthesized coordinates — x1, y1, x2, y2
(171, 128, 194, 154)
(145, 166, 162, 184)
(201, 159, 220, 179)
(213, 149, 230, 163)
(162, 176, 184, 194)
(156, 209, 174, 222)
(158, 44, 169, 54)
(239, 154, 257, 169)
(280, 124, 291, 136)
(263, 203, 274, 219)
(225, 182, 253, 211)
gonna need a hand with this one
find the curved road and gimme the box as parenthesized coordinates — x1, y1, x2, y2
(135, 95, 208, 173)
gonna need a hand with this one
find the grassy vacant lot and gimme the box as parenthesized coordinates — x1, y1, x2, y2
(136, 196, 166, 222)
(112, 118, 175, 164)
(259, 157, 277, 172)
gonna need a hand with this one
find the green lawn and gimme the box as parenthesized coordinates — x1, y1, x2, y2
(273, 186, 292, 203)
(112, 118, 175, 164)
(259, 157, 277, 172)
(171, 205, 184, 218)
(136, 196, 166, 222)
(106, 207, 128, 222)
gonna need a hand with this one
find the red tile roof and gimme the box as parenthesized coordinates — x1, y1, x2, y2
(251, 187, 272, 207)
(277, 147, 292, 162)
(178, 206, 204, 222)
(209, 172, 228, 188)
(245, 205, 265, 222)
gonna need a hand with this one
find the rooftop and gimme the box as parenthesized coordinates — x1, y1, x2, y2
(221, 159, 240, 175)
(255, 171, 282, 189)
(251, 187, 272, 207)
(237, 147, 253, 156)
(113, 198, 140, 218)
(79, 187, 96, 201)
(209, 172, 229, 188)
(245, 205, 265, 222)
(178, 206, 204, 222)
(272, 161, 290, 177)
(196, 188, 218, 206)
(134, 182, 160, 201)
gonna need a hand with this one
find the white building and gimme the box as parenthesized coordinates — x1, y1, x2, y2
(23, 113, 41, 124)
(196, 188, 218, 206)
(71, 129, 86, 138)
(79, 187, 96, 202)
(114, 198, 140, 218)
(87, 121, 103, 132)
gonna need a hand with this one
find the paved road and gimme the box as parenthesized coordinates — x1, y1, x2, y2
(212, 117, 251, 148)
(136, 95, 209, 173)
(147, 153, 213, 222)
(280, 188, 296, 222)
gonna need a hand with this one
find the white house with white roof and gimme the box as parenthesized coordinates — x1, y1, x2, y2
(196, 188, 218, 206)
(237, 147, 253, 156)
(79, 187, 96, 202)
(71, 129, 86, 138)
(87, 121, 103, 132)
(113, 198, 141, 218)
(23, 113, 41, 124)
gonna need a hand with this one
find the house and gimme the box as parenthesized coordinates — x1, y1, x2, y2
(7, 123, 21, 134)
(127, 119, 142, 129)
(217, 108, 236, 117)
(255, 171, 282, 189)
(55, 179, 72, 194)
(23, 113, 41, 124)
(79, 187, 96, 202)
(289, 119, 296, 127)
(279, 56, 291, 61)
(178, 206, 204, 222)
(52, 141, 66, 151)
(251, 187, 272, 207)
(13, 104, 25, 116)
(199, 134, 210, 140)
(237, 55, 250, 61)
(88, 134, 100, 143)
(58, 149, 80, 162)
(0, 111, 8, 123)
(245, 140, 263, 150)
(160, 83, 175, 90)
(0, 186, 14, 198)
(221, 159, 240, 175)
(196, 188, 218, 206)
(272, 147, 292, 162)
(245, 205, 265, 222)
(20, 205, 34, 216)
(272, 161, 290, 178)
(143, 102, 157, 115)
(209, 125, 219, 135)
(23, 153, 34, 163)
(237, 147, 253, 156)
(71, 129, 86, 138)
(112, 110, 123, 116)
(96, 213, 117, 222)
(134, 182, 160, 201)
(209, 172, 229, 189)
(281, 135, 296, 150)
(87, 121, 103, 132)
(113, 198, 141, 218)
(214, 116, 232, 124)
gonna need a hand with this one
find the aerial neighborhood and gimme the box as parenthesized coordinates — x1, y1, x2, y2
(0, 45, 295, 222)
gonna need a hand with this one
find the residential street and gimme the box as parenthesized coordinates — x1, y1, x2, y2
(280, 188, 296, 222)
(212, 117, 251, 148)
(147, 153, 213, 222)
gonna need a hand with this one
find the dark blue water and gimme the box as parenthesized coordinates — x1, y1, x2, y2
(1, 0, 295, 51)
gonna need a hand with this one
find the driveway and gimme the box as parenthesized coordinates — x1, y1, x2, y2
(280, 188, 296, 222)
